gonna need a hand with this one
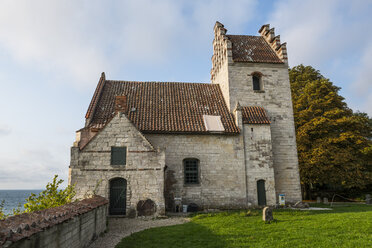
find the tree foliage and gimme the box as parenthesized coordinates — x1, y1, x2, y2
(24, 175, 76, 212)
(289, 65, 372, 196)
(0, 175, 75, 220)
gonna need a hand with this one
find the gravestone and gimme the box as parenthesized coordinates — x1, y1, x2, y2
(127, 208, 136, 218)
(137, 199, 156, 216)
(294, 201, 309, 208)
(316, 197, 322, 203)
(262, 207, 273, 223)
(187, 203, 199, 212)
(323, 197, 329, 204)
(366, 194, 371, 205)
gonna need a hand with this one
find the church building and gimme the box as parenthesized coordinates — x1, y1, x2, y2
(69, 22, 302, 216)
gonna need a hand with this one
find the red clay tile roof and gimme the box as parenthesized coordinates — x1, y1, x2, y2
(227, 35, 283, 63)
(86, 80, 240, 134)
(242, 106, 271, 124)
(86, 72, 106, 119)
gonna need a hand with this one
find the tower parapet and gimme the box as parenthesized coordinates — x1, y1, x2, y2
(259, 24, 288, 64)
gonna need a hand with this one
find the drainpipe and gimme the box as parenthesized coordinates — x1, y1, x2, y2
(233, 102, 248, 205)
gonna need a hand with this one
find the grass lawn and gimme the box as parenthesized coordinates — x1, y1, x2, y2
(116, 204, 372, 248)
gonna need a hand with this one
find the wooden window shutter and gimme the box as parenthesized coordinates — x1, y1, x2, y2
(111, 147, 127, 165)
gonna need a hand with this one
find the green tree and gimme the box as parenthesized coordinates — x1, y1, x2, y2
(24, 175, 76, 212)
(289, 65, 372, 199)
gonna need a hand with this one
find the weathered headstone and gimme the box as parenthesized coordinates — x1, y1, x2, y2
(294, 201, 309, 208)
(187, 203, 199, 212)
(262, 207, 273, 223)
(366, 194, 371, 205)
(316, 197, 322, 203)
(323, 197, 329, 204)
(127, 208, 136, 218)
(137, 199, 156, 216)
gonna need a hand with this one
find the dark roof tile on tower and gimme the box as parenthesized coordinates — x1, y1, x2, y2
(227, 35, 283, 63)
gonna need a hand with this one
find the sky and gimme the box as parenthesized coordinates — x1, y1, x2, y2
(0, 0, 371, 189)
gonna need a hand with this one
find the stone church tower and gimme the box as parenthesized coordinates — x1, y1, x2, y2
(211, 22, 301, 202)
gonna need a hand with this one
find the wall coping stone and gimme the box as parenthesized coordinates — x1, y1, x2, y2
(0, 195, 108, 246)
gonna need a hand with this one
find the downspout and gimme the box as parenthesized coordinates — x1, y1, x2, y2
(233, 102, 249, 205)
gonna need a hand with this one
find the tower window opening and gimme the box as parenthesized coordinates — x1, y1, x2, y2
(253, 75, 261, 90)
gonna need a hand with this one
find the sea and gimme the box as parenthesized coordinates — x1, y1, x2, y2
(0, 190, 43, 215)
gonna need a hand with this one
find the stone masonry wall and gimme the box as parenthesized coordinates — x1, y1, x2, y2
(145, 133, 247, 209)
(212, 59, 230, 109)
(243, 124, 276, 205)
(228, 62, 302, 202)
(69, 113, 165, 216)
(0, 196, 108, 248)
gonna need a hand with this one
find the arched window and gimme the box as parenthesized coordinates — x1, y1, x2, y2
(184, 158, 199, 184)
(251, 72, 263, 91)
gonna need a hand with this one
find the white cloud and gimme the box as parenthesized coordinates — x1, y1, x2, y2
(353, 44, 372, 115)
(183, 0, 257, 37)
(0, 124, 11, 136)
(0, 0, 257, 87)
(268, 0, 372, 116)
(0, 148, 67, 189)
(268, 0, 372, 66)
(268, 0, 340, 66)
(0, 0, 258, 190)
(0, 1, 108, 87)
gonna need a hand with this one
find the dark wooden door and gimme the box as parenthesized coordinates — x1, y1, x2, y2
(257, 180, 267, 206)
(109, 178, 127, 215)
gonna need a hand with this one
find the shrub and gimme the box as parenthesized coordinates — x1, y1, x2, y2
(0, 200, 6, 220)
(24, 175, 76, 212)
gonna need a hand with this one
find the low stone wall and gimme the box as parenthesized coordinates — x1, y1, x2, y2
(0, 196, 108, 248)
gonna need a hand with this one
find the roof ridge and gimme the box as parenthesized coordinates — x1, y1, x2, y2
(106, 80, 212, 85)
(227, 34, 259, 37)
(85, 72, 106, 122)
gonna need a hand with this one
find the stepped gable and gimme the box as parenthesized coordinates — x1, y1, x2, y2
(85, 79, 240, 134)
(241, 106, 271, 124)
(227, 35, 283, 63)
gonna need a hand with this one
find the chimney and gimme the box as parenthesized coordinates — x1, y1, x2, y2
(115, 95, 127, 114)
(258, 24, 288, 64)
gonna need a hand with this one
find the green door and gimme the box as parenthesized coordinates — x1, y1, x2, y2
(257, 180, 267, 206)
(109, 178, 127, 215)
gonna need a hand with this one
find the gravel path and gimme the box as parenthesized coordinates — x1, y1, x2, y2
(89, 217, 189, 248)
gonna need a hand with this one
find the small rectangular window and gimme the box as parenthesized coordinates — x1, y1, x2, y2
(184, 159, 199, 184)
(111, 147, 127, 165)
(253, 75, 261, 90)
